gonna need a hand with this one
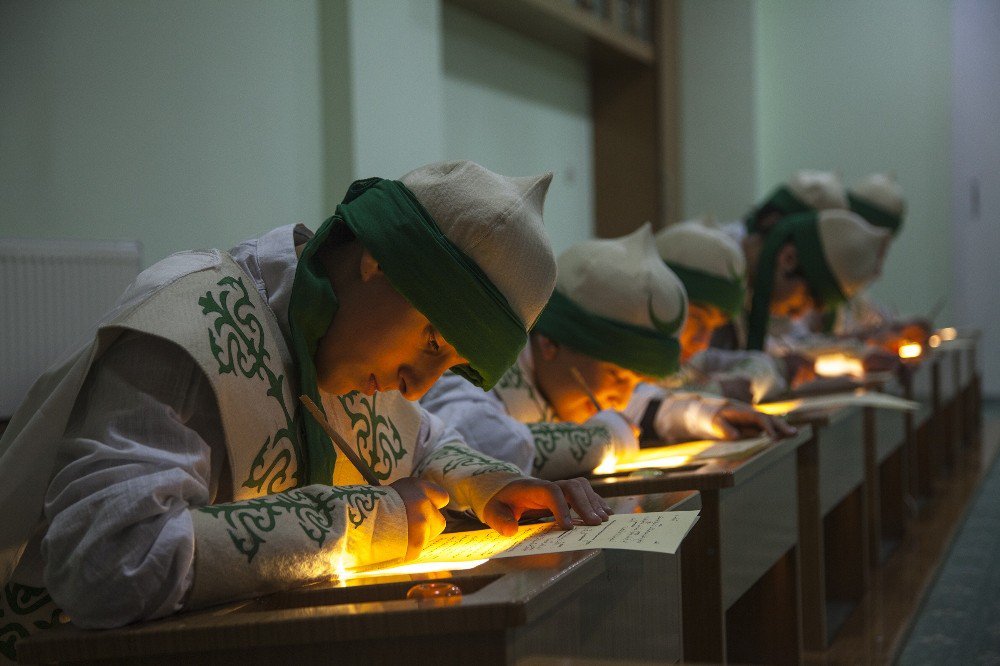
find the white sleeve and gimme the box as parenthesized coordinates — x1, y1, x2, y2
(41, 333, 218, 628)
(654, 392, 728, 442)
(689, 349, 788, 403)
(422, 373, 616, 480)
(411, 405, 523, 520)
(421, 372, 535, 474)
(625, 383, 727, 443)
(623, 382, 668, 424)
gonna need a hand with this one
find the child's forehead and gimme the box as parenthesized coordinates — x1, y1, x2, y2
(691, 302, 728, 322)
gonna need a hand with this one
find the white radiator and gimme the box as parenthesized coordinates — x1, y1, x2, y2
(0, 238, 142, 419)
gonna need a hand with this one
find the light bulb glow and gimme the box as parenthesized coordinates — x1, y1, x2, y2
(343, 559, 488, 581)
(593, 450, 618, 475)
(898, 342, 922, 359)
(813, 353, 865, 378)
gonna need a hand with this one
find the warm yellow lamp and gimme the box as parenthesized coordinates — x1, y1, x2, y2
(813, 352, 865, 378)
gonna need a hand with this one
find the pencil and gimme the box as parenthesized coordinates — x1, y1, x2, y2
(299, 394, 381, 486)
(569, 366, 603, 413)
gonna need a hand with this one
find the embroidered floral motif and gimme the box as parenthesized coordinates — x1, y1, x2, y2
(493, 363, 555, 421)
(337, 392, 407, 481)
(197, 485, 388, 563)
(0, 583, 61, 661)
(494, 364, 553, 421)
(199, 275, 301, 493)
(415, 444, 520, 478)
(528, 423, 611, 475)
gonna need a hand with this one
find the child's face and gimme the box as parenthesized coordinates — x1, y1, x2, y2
(678, 302, 728, 362)
(313, 249, 467, 400)
(770, 243, 818, 318)
(536, 339, 645, 423)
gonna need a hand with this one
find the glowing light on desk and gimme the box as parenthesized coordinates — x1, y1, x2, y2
(327, 544, 357, 580)
(340, 559, 489, 581)
(594, 442, 713, 474)
(594, 450, 618, 475)
(813, 353, 865, 378)
(898, 342, 922, 359)
(928, 334, 941, 348)
(938, 327, 958, 341)
(755, 399, 802, 416)
(610, 454, 691, 473)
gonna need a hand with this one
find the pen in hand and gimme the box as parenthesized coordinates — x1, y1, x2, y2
(299, 394, 381, 486)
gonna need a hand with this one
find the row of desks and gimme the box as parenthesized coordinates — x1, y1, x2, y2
(586, 338, 982, 663)
(20, 341, 981, 664)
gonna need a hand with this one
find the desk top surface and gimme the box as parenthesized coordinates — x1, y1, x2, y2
(21, 548, 608, 662)
(589, 426, 812, 498)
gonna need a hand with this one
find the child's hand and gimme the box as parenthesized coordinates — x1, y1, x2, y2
(713, 403, 797, 440)
(481, 477, 612, 536)
(389, 478, 450, 560)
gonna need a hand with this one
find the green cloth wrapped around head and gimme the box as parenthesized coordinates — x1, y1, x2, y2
(288, 161, 557, 484)
(848, 172, 906, 235)
(534, 223, 687, 378)
(745, 170, 848, 234)
(655, 219, 746, 321)
(746, 209, 890, 350)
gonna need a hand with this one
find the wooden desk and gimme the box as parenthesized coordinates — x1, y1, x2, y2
(590, 429, 811, 664)
(20, 546, 683, 665)
(937, 337, 981, 452)
(789, 403, 867, 651)
(905, 354, 942, 498)
(865, 379, 910, 568)
(936, 346, 962, 468)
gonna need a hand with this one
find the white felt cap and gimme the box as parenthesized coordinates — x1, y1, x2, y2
(850, 172, 906, 217)
(817, 210, 891, 298)
(655, 218, 746, 283)
(401, 160, 556, 329)
(556, 223, 687, 332)
(788, 170, 848, 210)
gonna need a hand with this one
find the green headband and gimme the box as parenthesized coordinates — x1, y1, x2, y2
(666, 262, 744, 321)
(287, 178, 527, 484)
(339, 179, 526, 390)
(848, 193, 903, 235)
(746, 212, 845, 351)
(533, 290, 683, 378)
(745, 186, 812, 234)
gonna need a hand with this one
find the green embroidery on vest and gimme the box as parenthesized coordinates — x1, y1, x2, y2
(415, 443, 520, 478)
(197, 485, 388, 563)
(337, 392, 407, 481)
(495, 364, 553, 420)
(528, 423, 611, 475)
(1, 583, 60, 661)
(198, 275, 302, 493)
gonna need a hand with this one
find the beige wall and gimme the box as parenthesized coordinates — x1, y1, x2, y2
(1, 0, 327, 266)
(1, 0, 596, 266)
(681, 0, 953, 322)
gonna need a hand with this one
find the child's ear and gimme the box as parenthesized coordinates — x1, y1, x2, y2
(359, 248, 383, 282)
(777, 243, 799, 274)
(535, 334, 560, 361)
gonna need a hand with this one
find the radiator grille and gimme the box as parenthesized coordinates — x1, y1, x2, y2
(0, 238, 141, 418)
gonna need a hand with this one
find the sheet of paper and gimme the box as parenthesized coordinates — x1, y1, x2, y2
(609, 436, 771, 472)
(493, 511, 699, 558)
(756, 390, 919, 416)
(693, 435, 771, 460)
(347, 511, 700, 578)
